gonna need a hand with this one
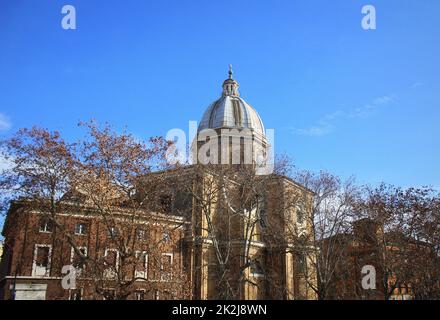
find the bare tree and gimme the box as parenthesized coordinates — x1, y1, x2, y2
(173, 163, 266, 299)
(294, 170, 358, 300)
(354, 184, 440, 300)
(0, 123, 191, 300)
(169, 154, 317, 300)
(0, 127, 77, 296)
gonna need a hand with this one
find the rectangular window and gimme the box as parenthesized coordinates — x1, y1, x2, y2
(32, 245, 52, 277)
(36, 247, 50, 267)
(134, 251, 148, 280)
(69, 289, 83, 300)
(104, 249, 119, 279)
(297, 253, 306, 274)
(71, 247, 87, 273)
(103, 289, 116, 300)
(159, 194, 172, 213)
(250, 259, 265, 277)
(162, 232, 171, 243)
(39, 218, 53, 233)
(258, 209, 267, 228)
(105, 249, 118, 268)
(134, 290, 145, 300)
(160, 253, 173, 281)
(107, 227, 118, 238)
(75, 223, 87, 235)
(136, 228, 146, 241)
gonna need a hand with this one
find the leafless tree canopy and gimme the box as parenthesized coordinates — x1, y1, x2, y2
(1, 123, 439, 300)
(1, 123, 190, 299)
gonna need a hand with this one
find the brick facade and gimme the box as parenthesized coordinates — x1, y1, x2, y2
(0, 171, 317, 300)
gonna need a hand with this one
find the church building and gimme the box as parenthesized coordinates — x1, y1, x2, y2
(0, 68, 317, 300)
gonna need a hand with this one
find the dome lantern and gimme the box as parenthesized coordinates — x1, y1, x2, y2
(222, 64, 240, 97)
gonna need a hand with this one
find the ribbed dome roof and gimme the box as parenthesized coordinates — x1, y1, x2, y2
(198, 66, 265, 139)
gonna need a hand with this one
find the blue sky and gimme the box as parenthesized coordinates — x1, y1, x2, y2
(0, 0, 439, 191)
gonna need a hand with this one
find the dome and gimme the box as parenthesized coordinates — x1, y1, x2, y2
(198, 66, 266, 140)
